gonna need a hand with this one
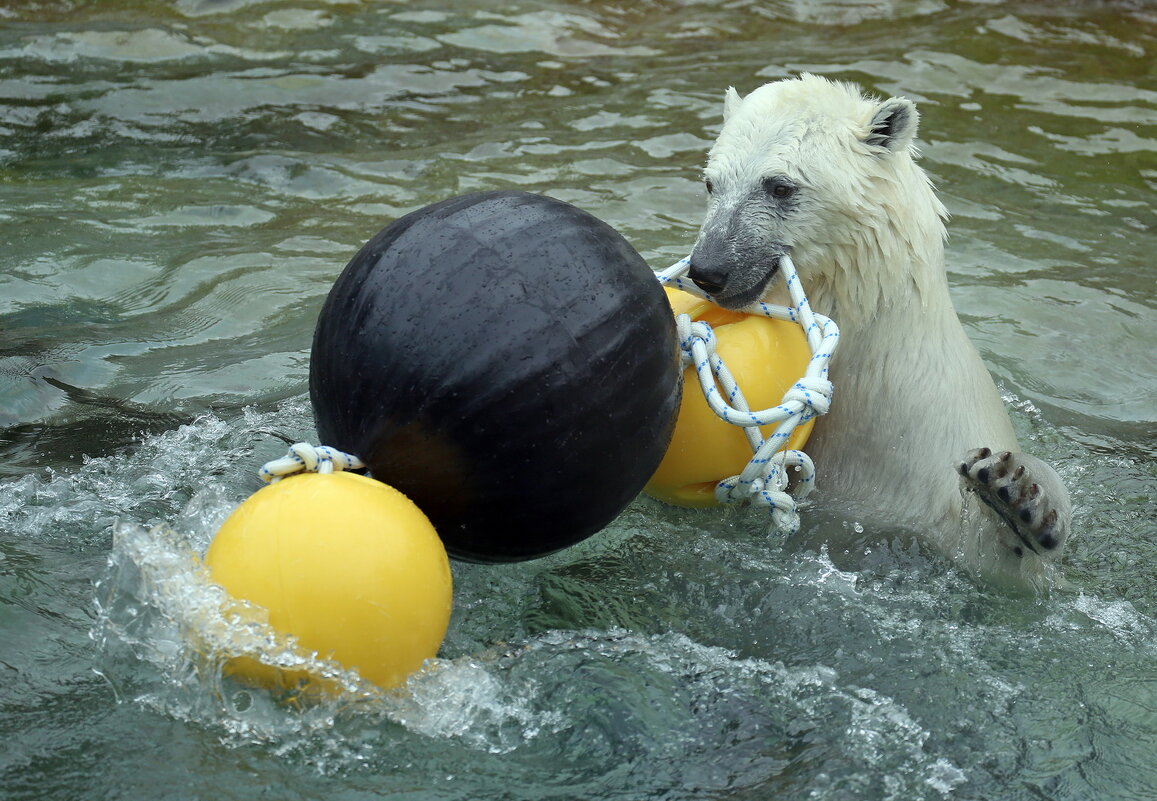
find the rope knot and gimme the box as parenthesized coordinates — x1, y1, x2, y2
(676, 314, 716, 367)
(258, 443, 365, 484)
(782, 377, 834, 417)
(675, 317, 717, 370)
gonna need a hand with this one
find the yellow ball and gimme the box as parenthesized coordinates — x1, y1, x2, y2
(645, 287, 815, 507)
(204, 471, 452, 692)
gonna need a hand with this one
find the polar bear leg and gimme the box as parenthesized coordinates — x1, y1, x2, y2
(958, 448, 1071, 559)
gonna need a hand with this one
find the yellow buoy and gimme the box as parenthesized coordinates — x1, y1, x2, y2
(645, 287, 815, 507)
(204, 471, 452, 692)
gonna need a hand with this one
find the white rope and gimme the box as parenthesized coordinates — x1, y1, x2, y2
(258, 442, 365, 484)
(656, 254, 840, 534)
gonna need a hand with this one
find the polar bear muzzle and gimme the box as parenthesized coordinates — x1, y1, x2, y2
(688, 223, 786, 309)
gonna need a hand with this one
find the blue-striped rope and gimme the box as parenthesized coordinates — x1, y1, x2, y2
(258, 442, 365, 484)
(656, 254, 840, 534)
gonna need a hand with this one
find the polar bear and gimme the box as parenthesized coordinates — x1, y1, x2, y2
(687, 74, 1071, 590)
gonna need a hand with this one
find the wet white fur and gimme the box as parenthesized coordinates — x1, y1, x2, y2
(704, 74, 1066, 589)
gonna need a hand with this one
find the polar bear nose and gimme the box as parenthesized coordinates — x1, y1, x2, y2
(687, 262, 727, 295)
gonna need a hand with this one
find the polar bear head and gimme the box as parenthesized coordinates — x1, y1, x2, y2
(689, 74, 948, 315)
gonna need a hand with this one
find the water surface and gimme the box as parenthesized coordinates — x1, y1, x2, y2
(1, 2, 1154, 800)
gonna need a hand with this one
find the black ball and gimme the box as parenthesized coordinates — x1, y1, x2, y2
(309, 191, 681, 562)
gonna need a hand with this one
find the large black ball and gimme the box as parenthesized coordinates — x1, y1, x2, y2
(310, 191, 681, 562)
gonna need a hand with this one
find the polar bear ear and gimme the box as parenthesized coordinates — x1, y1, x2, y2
(723, 87, 743, 122)
(865, 97, 919, 154)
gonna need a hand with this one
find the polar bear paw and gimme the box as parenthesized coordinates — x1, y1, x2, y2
(958, 447, 1069, 558)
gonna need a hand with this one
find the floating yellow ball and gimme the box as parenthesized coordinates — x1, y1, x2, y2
(204, 471, 452, 692)
(645, 287, 815, 507)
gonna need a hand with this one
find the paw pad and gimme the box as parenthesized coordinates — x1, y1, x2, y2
(959, 447, 1067, 557)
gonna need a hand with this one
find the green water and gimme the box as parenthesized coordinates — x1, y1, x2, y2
(1, 1, 1154, 799)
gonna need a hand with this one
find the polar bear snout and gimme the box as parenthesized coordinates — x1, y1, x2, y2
(688, 235, 783, 309)
(688, 193, 788, 308)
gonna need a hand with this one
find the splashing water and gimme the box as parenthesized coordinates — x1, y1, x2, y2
(92, 482, 972, 799)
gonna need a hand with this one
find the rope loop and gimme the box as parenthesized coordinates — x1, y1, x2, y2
(258, 442, 365, 484)
(656, 254, 840, 534)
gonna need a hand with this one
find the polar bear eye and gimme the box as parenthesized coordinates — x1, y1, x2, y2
(762, 176, 796, 200)
(704, 177, 715, 195)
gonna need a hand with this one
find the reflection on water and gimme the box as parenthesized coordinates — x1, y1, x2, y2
(1, 2, 1154, 800)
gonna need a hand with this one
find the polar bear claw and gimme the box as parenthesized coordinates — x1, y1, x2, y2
(959, 447, 1067, 558)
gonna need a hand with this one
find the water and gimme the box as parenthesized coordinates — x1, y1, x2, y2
(1, 1, 1154, 799)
